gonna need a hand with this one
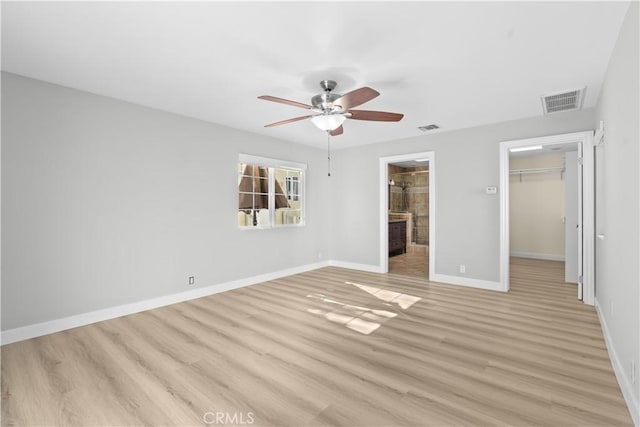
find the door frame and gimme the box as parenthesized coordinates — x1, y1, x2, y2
(379, 151, 436, 274)
(499, 131, 595, 305)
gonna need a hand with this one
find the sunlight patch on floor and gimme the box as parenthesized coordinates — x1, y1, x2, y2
(346, 281, 421, 309)
(305, 281, 421, 335)
(306, 294, 398, 335)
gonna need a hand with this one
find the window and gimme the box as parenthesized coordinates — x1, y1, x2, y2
(238, 154, 306, 229)
(285, 176, 300, 202)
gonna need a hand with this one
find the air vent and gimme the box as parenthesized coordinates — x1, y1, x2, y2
(418, 124, 440, 132)
(541, 87, 586, 115)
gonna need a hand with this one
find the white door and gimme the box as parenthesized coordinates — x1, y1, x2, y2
(577, 142, 584, 300)
(564, 151, 579, 284)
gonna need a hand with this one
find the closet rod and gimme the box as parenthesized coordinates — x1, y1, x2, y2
(509, 167, 564, 175)
(510, 166, 565, 182)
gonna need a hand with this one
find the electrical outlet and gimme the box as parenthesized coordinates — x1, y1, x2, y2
(188, 276, 195, 285)
(459, 264, 466, 274)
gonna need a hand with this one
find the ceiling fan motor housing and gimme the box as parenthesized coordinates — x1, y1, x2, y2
(312, 80, 342, 112)
(312, 93, 342, 112)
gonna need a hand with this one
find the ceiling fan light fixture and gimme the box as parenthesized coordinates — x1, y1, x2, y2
(311, 114, 346, 131)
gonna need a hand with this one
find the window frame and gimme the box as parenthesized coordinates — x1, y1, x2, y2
(238, 154, 307, 230)
(285, 175, 300, 202)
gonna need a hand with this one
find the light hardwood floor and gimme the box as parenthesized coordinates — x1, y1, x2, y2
(1, 258, 632, 426)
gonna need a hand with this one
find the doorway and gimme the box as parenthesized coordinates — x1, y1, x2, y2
(499, 131, 595, 304)
(388, 162, 429, 276)
(508, 143, 580, 293)
(379, 152, 436, 277)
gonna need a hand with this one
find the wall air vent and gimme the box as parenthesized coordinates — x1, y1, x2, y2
(418, 124, 440, 132)
(541, 87, 586, 115)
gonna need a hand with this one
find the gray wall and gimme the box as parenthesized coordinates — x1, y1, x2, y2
(594, 1, 639, 408)
(328, 110, 595, 281)
(1, 73, 329, 330)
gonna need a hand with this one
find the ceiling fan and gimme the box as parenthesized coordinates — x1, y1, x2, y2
(258, 80, 404, 136)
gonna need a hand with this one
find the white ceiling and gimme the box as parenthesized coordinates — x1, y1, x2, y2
(1, 1, 630, 150)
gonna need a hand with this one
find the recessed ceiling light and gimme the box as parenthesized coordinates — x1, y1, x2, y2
(510, 145, 544, 153)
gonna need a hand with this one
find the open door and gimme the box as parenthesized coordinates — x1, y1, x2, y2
(565, 150, 580, 285)
(577, 142, 584, 300)
(565, 143, 584, 300)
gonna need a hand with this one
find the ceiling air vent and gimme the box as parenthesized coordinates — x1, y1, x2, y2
(418, 124, 440, 132)
(541, 87, 586, 115)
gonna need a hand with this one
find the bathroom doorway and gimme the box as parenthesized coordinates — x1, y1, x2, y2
(379, 152, 435, 278)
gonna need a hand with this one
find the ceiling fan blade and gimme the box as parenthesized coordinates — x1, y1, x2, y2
(334, 87, 380, 110)
(348, 110, 404, 122)
(329, 125, 344, 136)
(264, 115, 314, 128)
(258, 95, 312, 110)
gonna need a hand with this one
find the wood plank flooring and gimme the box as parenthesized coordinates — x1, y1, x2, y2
(1, 258, 632, 426)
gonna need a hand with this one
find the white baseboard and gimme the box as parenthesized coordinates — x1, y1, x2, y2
(0, 260, 506, 345)
(595, 298, 639, 426)
(429, 273, 505, 292)
(1, 261, 329, 345)
(510, 251, 565, 261)
(328, 260, 385, 273)
(329, 260, 503, 293)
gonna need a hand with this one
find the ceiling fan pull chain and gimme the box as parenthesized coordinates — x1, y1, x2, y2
(327, 131, 331, 177)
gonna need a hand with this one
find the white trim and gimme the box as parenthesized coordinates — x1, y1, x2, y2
(1, 261, 329, 345)
(328, 260, 385, 273)
(510, 251, 565, 261)
(379, 151, 435, 277)
(594, 120, 604, 146)
(595, 298, 640, 426)
(499, 143, 510, 291)
(430, 273, 504, 292)
(238, 153, 307, 171)
(499, 131, 595, 304)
